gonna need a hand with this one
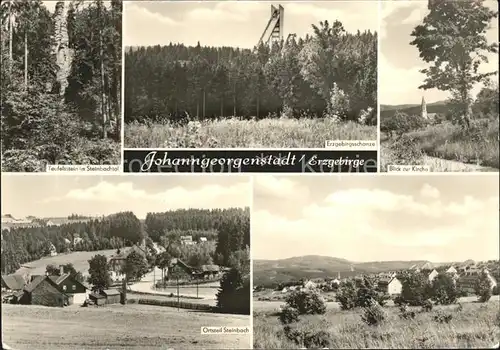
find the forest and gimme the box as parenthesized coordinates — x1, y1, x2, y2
(124, 20, 377, 148)
(0, 207, 250, 275)
(1, 0, 122, 172)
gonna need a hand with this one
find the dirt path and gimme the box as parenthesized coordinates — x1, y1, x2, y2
(423, 155, 499, 172)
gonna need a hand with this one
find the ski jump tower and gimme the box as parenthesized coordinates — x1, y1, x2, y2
(257, 4, 284, 48)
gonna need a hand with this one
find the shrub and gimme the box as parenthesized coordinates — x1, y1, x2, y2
(398, 303, 416, 320)
(421, 299, 433, 312)
(361, 302, 386, 326)
(336, 280, 358, 310)
(475, 270, 494, 303)
(492, 286, 499, 296)
(431, 273, 458, 305)
(279, 305, 300, 325)
(283, 326, 331, 348)
(433, 311, 453, 324)
(285, 290, 326, 315)
(399, 271, 432, 306)
(388, 135, 425, 166)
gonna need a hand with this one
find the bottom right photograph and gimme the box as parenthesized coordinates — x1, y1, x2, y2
(252, 174, 500, 349)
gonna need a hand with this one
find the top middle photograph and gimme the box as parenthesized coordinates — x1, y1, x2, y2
(123, 1, 378, 149)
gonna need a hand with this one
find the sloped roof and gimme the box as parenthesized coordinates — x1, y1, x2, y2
(24, 275, 48, 293)
(1, 274, 26, 290)
(200, 265, 220, 272)
(48, 273, 88, 290)
(101, 289, 120, 296)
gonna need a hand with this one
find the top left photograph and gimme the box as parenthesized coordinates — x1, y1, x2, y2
(1, 0, 122, 172)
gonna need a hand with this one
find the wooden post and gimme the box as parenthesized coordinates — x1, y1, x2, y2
(176, 274, 179, 311)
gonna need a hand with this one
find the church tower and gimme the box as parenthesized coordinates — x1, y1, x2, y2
(421, 96, 428, 119)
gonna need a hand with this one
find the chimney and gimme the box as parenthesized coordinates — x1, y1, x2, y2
(59, 265, 64, 276)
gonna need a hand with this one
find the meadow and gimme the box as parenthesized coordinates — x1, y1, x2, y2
(380, 118, 499, 172)
(2, 304, 251, 349)
(253, 298, 500, 349)
(14, 249, 116, 276)
(124, 118, 377, 148)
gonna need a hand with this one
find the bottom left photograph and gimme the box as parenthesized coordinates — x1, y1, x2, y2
(1, 174, 251, 350)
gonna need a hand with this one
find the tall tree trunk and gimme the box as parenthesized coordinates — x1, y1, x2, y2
(24, 31, 28, 91)
(202, 88, 206, 118)
(99, 4, 107, 139)
(8, 0, 13, 71)
(196, 92, 200, 118)
(257, 94, 260, 119)
(233, 83, 237, 117)
(220, 95, 224, 118)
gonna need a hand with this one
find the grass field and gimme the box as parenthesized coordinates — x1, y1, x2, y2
(124, 118, 377, 148)
(381, 119, 499, 172)
(253, 298, 500, 349)
(2, 304, 250, 349)
(14, 249, 116, 276)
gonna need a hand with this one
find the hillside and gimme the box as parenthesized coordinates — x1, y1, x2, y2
(253, 255, 436, 287)
(380, 100, 447, 119)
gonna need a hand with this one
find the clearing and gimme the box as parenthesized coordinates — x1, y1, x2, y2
(124, 118, 376, 148)
(2, 303, 250, 349)
(14, 249, 116, 276)
(254, 297, 500, 349)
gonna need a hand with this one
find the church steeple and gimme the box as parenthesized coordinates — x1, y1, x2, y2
(421, 96, 428, 119)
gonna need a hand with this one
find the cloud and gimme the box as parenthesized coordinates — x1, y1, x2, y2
(253, 188, 499, 261)
(186, 2, 261, 22)
(254, 175, 309, 201)
(420, 184, 440, 199)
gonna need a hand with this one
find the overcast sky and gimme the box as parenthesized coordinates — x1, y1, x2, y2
(380, 0, 499, 105)
(253, 175, 500, 263)
(124, 1, 378, 49)
(1, 175, 250, 220)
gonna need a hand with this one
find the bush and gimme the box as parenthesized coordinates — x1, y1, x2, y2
(399, 271, 432, 306)
(388, 135, 425, 166)
(361, 302, 386, 326)
(279, 305, 300, 325)
(433, 311, 453, 324)
(336, 280, 357, 310)
(431, 273, 458, 305)
(285, 290, 326, 315)
(216, 268, 250, 315)
(421, 299, 433, 312)
(492, 286, 499, 296)
(475, 270, 494, 302)
(283, 326, 331, 349)
(398, 303, 416, 320)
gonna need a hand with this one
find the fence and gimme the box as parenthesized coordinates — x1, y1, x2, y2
(137, 298, 213, 311)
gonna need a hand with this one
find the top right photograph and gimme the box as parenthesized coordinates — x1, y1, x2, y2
(380, 0, 499, 173)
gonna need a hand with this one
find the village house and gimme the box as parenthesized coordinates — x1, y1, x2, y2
(303, 280, 317, 290)
(49, 242, 58, 257)
(89, 289, 121, 305)
(457, 268, 497, 294)
(199, 237, 208, 243)
(427, 269, 439, 282)
(1, 274, 26, 292)
(19, 275, 72, 307)
(377, 277, 402, 295)
(180, 235, 195, 245)
(196, 265, 220, 279)
(108, 244, 148, 282)
(47, 266, 89, 304)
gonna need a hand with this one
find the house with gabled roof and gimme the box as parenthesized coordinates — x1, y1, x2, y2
(1, 274, 26, 292)
(377, 276, 402, 295)
(19, 275, 72, 307)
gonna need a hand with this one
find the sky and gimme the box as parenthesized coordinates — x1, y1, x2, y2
(253, 175, 500, 263)
(1, 175, 250, 220)
(123, 1, 378, 49)
(380, 0, 499, 105)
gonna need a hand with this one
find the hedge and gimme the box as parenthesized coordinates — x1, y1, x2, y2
(137, 298, 212, 311)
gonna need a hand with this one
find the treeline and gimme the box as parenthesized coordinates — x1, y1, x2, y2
(1, 0, 121, 171)
(1, 208, 250, 274)
(125, 20, 377, 124)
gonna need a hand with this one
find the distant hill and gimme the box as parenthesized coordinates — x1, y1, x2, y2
(253, 255, 435, 287)
(380, 100, 447, 119)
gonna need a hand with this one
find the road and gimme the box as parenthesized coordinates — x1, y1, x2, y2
(424, 155, 498, 172)
(129, 268, 220, 301)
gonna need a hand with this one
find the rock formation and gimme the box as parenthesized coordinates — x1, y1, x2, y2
(53, 1, 73, 97)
